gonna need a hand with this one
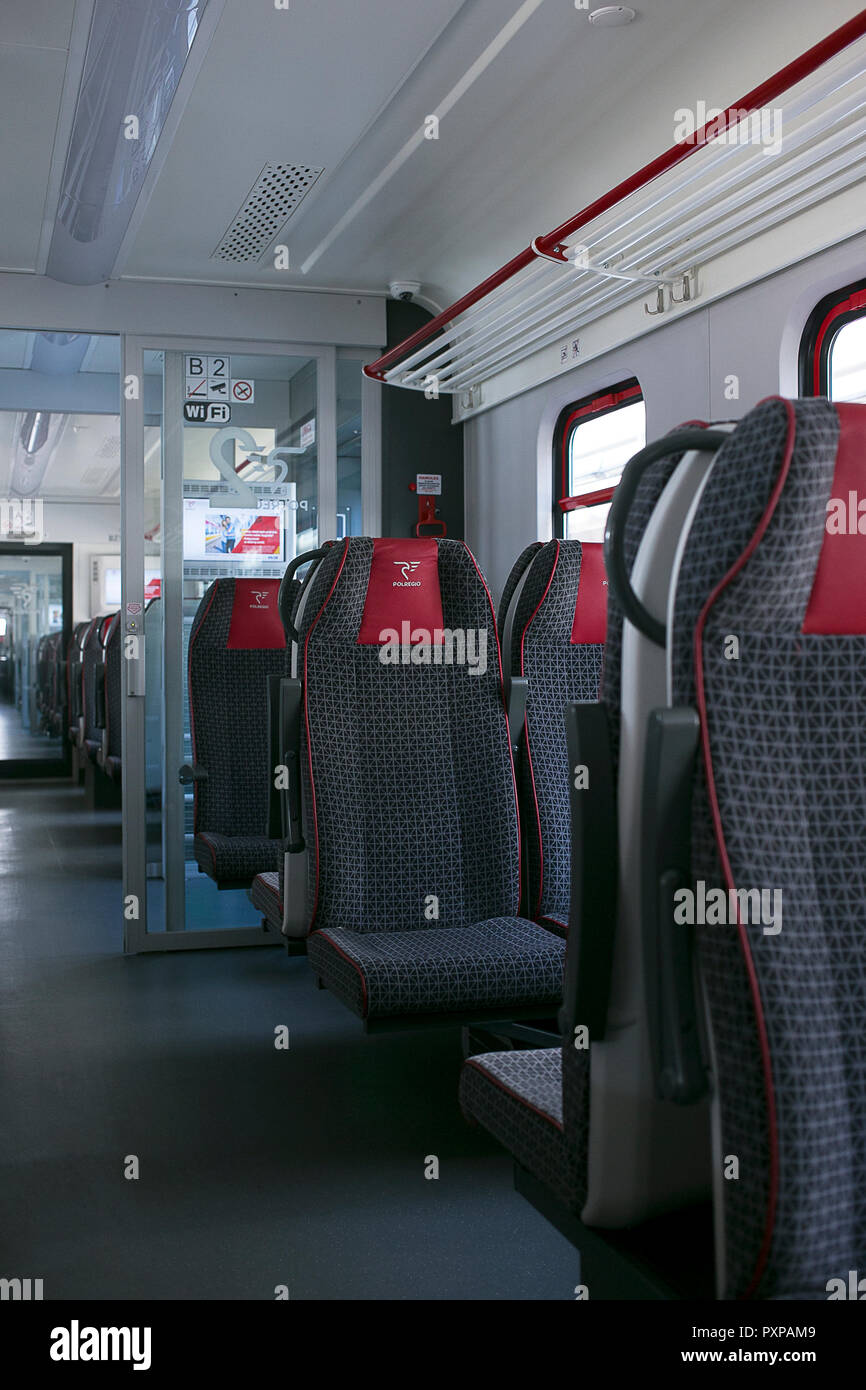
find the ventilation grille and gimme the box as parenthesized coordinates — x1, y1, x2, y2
(213, 163, 323, 262)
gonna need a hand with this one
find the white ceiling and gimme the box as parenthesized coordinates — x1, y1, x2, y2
(1, 0, 864, 309)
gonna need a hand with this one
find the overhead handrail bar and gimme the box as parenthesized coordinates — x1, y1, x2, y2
(395, 91, 866, 391)
(389, 51, 866, 391)
(364, 9, 866, 388)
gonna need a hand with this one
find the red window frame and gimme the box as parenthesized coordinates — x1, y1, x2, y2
(554, 380, 643, 533)
(800, 277, 866, 397)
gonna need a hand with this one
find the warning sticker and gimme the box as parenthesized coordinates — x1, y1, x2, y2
(416, 473, 442, 495)
(231, 379, 255, 403)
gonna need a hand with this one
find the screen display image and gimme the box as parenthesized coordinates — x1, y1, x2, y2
(183, 500, 285, 563)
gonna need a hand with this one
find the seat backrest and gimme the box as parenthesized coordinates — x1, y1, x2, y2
(35, 635, 50, 714)
(103, 612, 122, 767)
(81, 614, 113, 747)
(46, 632, 63, 729)
(297, 536, 521, 935)
(499, 539, 607, 929)
(187, 577, 289, 838)
(144, 598, 163, 795)
(668, 396, 866, 1300)
(67, 621, 90, 732)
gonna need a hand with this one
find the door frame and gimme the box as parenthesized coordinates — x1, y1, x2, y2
(121, 334, 348, 952)
(0, 540, 72, 780)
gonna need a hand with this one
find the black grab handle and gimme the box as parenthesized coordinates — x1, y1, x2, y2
(278, 546, 330, 645)
(603, 429, 729, 647)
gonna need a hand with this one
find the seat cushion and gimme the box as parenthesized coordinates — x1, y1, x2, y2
(193, 832, 283, 885)
(459, 1048, 586, 1212)
(307, 917, 564, 1019)
(250, 869, 282, 928)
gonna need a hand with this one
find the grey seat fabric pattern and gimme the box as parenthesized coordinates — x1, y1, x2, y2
(188, 577, 289, 885)
(289, 536, 565, 1020)
(500, 539, 605, 930)
(193, 832, 284, 884)
(81, 614, 113, 762)
(103, 614, 122, 779)
(669, 396, 866, 1301)
(307, 918, 564, 1019)
(250, 868, 282, 927)
(67, 620, 91, 743)
(459, 1048, 589, 1212)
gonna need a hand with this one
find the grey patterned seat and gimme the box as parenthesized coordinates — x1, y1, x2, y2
(80, 614, 114, 765)
(101, 613, 123, 779)
(260, 536, 565, 1023)
(310, 919, 564, 1020)
(187, 577, 289, 887)
(498, 539, 607, 931)
(460, 1048, 587, 1210)
(466, 400, 866, 1299)
(662, 396, 866, 1300)
(250, 868, 282, 924)
(460, 422, 732, 1272)
(67, 620, 91, 746)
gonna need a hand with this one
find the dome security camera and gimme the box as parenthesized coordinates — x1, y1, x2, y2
(389, 280, 422, 302)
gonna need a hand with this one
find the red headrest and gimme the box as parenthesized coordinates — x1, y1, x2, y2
(226, 578, 286, 650)
(803, 403, 866, 635)
(570, 542, 608, 644)
(357, 538, 445, 645)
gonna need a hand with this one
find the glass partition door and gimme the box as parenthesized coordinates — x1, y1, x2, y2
(122, 339, 336, 951)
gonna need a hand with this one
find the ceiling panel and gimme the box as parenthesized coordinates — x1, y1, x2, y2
(122, 0, 468, 283)
(0, 0, 75, 51)
(13, 0, 864, 307)
(0, 45, 70, 271)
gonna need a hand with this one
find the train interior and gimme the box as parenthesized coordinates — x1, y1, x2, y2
(1, 0, 866, 1338)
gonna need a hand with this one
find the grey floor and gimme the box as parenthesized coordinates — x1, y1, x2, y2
(0, 780, 580, 1300)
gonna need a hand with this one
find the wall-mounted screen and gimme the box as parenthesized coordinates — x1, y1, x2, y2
(182, 499, 285, 562)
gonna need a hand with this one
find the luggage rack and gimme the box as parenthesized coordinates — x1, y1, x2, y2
(364, 9, 866, 398)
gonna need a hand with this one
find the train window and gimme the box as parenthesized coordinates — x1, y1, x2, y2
(828, 317, 866, 403)
(555, 381, 645, 541)
(800, 277, 866, 398)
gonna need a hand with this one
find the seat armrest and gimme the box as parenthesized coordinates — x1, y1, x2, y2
(641, 707, 707, 1105)
(94, 668, 107, 729)
(278, 677, 304, 852)
(558, 700, 618, 1042)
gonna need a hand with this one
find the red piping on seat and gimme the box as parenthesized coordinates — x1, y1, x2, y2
(311, 929, 368, 1017)
(462, 1057, 564, 1133)
(692, 396, 795, 1299)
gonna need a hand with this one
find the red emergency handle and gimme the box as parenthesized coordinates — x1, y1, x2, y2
(409, 482, 446, 537)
